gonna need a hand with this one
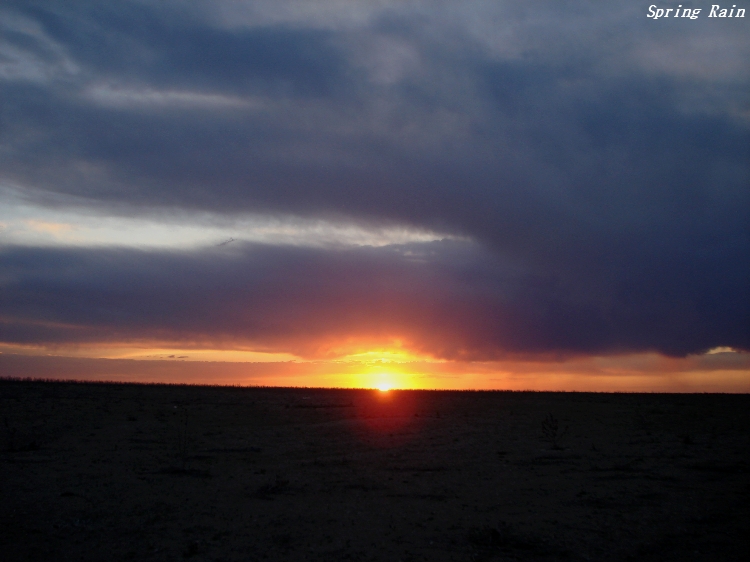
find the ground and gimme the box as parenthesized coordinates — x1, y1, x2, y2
(1, 380, 749, 561)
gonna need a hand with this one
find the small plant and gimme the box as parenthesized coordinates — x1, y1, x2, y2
(541, 413, 568, 450)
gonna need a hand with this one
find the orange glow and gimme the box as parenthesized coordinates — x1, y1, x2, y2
(340, 348, 427, 363)
(0, 342, 299, 363)
(1, 345, 748, 393)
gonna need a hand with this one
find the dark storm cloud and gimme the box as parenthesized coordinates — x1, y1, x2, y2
(4, 0, 346, 95)
(1, 241, 747, 358)
(0, 1, 748, 357)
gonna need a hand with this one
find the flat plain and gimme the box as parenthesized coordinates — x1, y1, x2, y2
(1, 379, 749, 561)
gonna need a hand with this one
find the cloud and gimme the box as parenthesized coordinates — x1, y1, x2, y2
(0, 1, 748, 364)
(1, 240, 746, 359)
(23, 219, 76, 234)
(84, 85, 263, 110)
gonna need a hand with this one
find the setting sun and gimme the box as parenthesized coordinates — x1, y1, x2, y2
(369, 370, 403, 392)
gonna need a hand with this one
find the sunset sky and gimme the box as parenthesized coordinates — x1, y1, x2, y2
(1, 1, 748, 391)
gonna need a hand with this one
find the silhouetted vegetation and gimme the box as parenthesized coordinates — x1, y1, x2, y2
(541, 413, 568, 449)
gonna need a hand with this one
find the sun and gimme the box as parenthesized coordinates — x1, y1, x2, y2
(373, 372, 396, 391)
(361, 369, 412, 391)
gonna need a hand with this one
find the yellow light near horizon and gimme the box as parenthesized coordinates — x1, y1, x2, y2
(342, 348, 424, 363)
(372, 371, 398, 391)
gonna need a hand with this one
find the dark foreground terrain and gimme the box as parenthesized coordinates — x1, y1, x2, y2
(1, 380, 749, 561)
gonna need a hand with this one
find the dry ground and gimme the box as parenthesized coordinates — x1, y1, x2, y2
(1, 380, 749, 561)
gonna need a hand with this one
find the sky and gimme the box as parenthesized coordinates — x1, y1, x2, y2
(1, 1, 748, 391)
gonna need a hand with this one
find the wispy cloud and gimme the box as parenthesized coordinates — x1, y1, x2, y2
(84, 85, 265, 110)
